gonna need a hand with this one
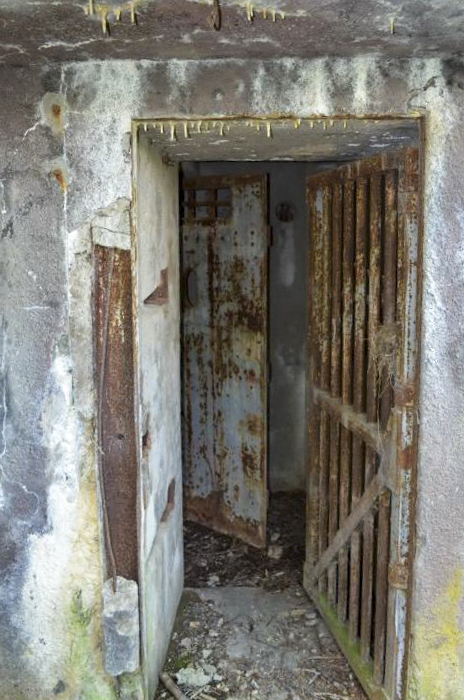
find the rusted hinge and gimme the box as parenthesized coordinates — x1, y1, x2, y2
(388, 562, 409, 590)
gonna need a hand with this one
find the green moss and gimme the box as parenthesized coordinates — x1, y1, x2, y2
(410, 568, 464, 700)
(313, 591, 384, 698)
(68, 589, 117, 700)
(172, 654, 194, 671)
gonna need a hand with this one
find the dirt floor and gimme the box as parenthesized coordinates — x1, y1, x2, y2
(184, 493, 306, 590)
(155, 494, 366, 700)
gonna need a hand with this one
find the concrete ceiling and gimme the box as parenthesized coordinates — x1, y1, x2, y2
(141, 116, 419, 161)
(0, 0, 463, 64)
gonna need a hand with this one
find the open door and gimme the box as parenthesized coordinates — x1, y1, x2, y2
(181, 174, 268, 548)
(304, 150, 420, 700)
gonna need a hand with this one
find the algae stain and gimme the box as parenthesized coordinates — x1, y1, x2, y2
(411, 568, 464, 700)
(67, 590, 117, 700)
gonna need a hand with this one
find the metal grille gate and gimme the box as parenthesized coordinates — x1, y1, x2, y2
(304, 149, 420, 700)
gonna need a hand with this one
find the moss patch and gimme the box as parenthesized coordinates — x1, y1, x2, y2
(67, 589, 117, 700)
(410, 568, 464, 700)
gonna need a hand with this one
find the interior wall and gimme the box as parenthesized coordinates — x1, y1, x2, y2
(184, 161, 316, 493)
(135, 135, 184, 699)
(1, 56, 464, 700)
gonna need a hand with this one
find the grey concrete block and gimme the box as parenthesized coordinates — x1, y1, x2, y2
(103, 577, 140, 677)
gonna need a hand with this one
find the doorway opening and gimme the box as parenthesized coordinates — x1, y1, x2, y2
(132, 116, 421, 700)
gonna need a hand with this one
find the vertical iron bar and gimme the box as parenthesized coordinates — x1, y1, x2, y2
(349, 177, 368, 641)
(328, 182, 343, 605)
(307, 187, 324, 573)
(319, 185, 332, 595)
(338, 180, 355, 623)
(360, 173, 382, 660)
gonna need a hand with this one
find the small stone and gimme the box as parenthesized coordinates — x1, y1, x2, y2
(176, 666, 212, 687)
(209, 630, 219, 637)
(180, 637, 192, 649)
(189, 621, 200, 629)
(267, 544, 283, 560)
(207, 574, 220, 586)
(202, 649, 212, 659)
(270, 532, 281, 543)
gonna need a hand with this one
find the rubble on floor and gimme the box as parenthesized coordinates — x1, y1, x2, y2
(155, 587, 365, 700)
(156, 494, 366, 700)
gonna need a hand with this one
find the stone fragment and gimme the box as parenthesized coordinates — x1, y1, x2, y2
(267, 544, 283, 560)
(103, 577, 140, 677)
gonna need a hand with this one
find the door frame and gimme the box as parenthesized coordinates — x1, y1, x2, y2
(129, 117, 424, 700)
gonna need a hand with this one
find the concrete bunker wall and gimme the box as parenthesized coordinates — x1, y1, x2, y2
(1, 57, 464, 700)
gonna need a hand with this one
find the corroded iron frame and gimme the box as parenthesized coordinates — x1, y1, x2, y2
(303, 148, 422, 700)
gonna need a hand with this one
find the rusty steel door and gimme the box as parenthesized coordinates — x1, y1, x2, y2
(181, 175, 268, 548)
(304, 149, 420, 700)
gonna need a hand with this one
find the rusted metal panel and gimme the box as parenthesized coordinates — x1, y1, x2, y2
(304, 148, 421, 700)
(181, 175, 268, 549)
(94, 245, 138, 583)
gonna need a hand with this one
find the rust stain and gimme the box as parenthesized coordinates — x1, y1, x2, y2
(51, 168, 67, 191)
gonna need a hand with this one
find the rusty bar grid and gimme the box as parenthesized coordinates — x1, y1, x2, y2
(304, 148, 421, 700)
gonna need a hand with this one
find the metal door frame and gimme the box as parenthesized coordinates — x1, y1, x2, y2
(303, 149, 422, 700)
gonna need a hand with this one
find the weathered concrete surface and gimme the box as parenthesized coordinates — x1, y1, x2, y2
(1, 55, 464, 700)
(0, 64, 118, 700)
(1, 0, 464, 63)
